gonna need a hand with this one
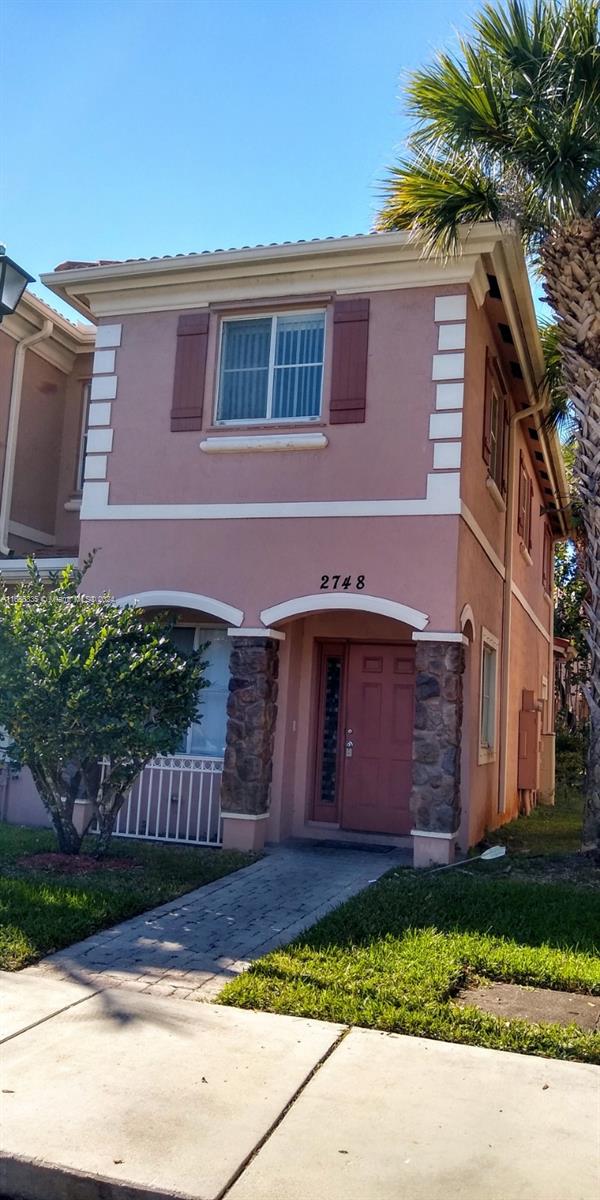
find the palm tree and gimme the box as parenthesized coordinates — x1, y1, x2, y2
(378, 0, 600, 846)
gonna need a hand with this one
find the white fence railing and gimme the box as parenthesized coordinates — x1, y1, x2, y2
(95, 755, 223, 846)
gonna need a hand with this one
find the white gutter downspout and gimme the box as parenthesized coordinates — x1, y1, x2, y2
(0, 318, 53, 555)
(497, 389, 546, 814)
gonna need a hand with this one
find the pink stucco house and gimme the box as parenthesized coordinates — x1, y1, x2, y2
(1, 225, 568, 865)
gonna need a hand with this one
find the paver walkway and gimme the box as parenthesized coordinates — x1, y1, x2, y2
(35, 842, 407, 1000)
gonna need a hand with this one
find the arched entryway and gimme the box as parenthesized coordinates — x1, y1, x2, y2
(221, 593, 431, 850)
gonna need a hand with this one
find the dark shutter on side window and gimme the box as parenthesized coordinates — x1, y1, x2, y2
(482, 349, 493, 465)
(329, 298, 370, 424)
(517, 452, 526, 537)
(170, 312, 210, 431)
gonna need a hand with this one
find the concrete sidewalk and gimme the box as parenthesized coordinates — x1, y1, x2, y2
(1, 975, 598, 1200)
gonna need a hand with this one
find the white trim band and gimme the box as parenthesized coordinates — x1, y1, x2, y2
(511, 582, 551, 643)
(80, 473, 462, 521)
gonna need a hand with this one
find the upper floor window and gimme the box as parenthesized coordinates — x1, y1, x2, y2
(76, 380, 92, 492)
(216, 311, 325, 424)
(517, 451, 533, 554)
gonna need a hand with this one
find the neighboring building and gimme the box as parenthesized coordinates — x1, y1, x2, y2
(1, 226, 569, 864)
(0, 291, 94, 825)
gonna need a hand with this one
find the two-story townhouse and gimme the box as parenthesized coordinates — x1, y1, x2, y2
(0, 291, 94, 824)
(2, 226, 568, 865)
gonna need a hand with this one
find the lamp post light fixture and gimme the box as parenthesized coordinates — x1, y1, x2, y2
(0, 246, 35, 323)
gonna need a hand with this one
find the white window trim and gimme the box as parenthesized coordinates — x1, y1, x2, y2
(176, 624, 229, 758)
(214, 309, 326, 426)
(478, 627, 499, 765)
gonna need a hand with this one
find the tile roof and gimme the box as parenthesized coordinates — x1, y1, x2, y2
(53, 233, 376, 272)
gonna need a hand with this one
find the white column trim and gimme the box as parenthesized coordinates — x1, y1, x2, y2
(227, 627, 286, 640)
(221, 812, 270, 821)
(410, 829, 456, 840)
(412, 631, 468, 644)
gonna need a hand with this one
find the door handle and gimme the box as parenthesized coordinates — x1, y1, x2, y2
(345, 740, 354, 758)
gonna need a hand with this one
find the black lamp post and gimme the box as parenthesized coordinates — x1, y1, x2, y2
(0, 246, 35, 323)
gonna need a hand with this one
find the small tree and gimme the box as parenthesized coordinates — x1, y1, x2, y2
(0, 559, 206, 856)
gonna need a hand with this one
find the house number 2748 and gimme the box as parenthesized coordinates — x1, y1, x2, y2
(320, 575, 366, 591)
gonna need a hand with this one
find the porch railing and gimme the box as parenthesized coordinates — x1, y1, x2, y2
(95, 755, 224, 846)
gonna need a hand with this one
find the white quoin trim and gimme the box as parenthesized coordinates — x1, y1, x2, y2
(260, 593, 429, 631)
(115, 589, 244, 626)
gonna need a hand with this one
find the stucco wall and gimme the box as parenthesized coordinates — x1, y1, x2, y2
(10, 353, 66, 538)
(101, 285, 465, 510)
(457, 520, 504, 847)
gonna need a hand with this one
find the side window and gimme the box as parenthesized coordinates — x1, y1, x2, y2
(76, 380, 91, 491)
(479, 629, 499, 763)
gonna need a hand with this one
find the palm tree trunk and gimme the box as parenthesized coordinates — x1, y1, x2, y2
(541, 218, 600, 850)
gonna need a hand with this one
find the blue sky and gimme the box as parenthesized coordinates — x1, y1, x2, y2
(3, 0, 485, 317)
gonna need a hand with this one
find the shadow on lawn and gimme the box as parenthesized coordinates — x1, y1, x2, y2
(292, 868, 600, 957)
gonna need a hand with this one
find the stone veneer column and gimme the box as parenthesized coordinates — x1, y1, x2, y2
(220, 637, 279, 852)
(409, 640, 465, 867)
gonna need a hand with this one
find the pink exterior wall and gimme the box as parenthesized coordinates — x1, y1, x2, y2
(11, 354, 66, 538)
(457, 301, 554, 844)
(104, 288, 453, 508)
(461, 296, 506, 559)
(457, 523, 503, 847)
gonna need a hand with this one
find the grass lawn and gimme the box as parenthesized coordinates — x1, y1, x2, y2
(490, 780, 585, 857)
(220, 784, 600, 1064)
(0, 822, 255, 971)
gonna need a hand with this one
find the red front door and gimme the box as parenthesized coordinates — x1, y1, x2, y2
(340, 643, 415, 835)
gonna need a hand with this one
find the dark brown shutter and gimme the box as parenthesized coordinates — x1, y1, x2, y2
(528, 479, 534, 552)
(517, 452, 526, 537)
(500, 404, 509, 496)
(170, 312, 210, 431)
(329, 298, 370, 424)
(482, 349, 493, 465)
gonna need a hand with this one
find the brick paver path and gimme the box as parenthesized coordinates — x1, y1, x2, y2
(36, 843, 407, 1001)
